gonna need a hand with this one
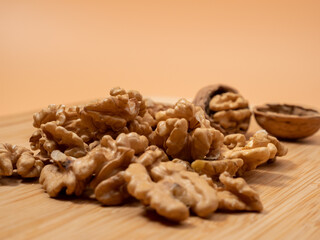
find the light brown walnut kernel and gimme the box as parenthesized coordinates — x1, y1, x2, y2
(114, 132, 149, 155)
(80, 87, 145, 133)
(225, 143, 277, 174)
(155, 98, 195, 122)
(209, 92, 249, 112)
(224, 134, 246, 149)
(124, 162, 218, 221)
(134, 145, 168, 167)
(171, 159, 193, 172)
(0, 143, 14, 176)
(222, 130, 287, 175)
(72, 143, 134, 182)
(0, 143, 44, 178)
(127, 115, 153, 137)
(40, 133, 140, 199)
(247, 130, 288, 156)
(191, 158, 243, 178)
(94, 171, 129, 205)
(33, 104, 65, 128)
(144, 98, 173, 120)
(39, 164, 85, 197)
(212, 109, 251, 133)
(40, 122, 88, 157)
(217, 172, 263, 212)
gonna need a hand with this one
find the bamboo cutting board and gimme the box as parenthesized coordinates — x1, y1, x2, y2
(0, 109, 319, 240)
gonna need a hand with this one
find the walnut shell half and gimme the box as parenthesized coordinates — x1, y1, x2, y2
(193, 84, 251, 135)
(253, 103, 320, 140)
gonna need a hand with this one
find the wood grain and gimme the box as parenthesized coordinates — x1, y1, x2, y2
(0, 109, 319, 240)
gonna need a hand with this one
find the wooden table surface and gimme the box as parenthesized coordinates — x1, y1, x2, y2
(0, 108, 319, 240)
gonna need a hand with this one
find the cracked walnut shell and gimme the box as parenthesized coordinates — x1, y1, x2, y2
(193, 84, 251, 135)
(254, 103, 320, 139)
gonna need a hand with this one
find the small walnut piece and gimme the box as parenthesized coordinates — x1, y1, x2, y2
(224, 134, 246, 149)
(39, 164, 85, 197)
(124, 161, 218, 221)
(209, 92, 249, 112)
(134, 145, 168, 167)
(193, 84, 251, 135)
(254, 103, 320, 139)
(0, 143, 44, 178)
(217, 172, 263, 212)
(94, 171, 129, 205)
(191, 158, 243, 178)
(212, 109, 251, 134)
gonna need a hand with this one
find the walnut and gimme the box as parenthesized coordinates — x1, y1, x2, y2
(80, 87, 145, 134)
(30, 87, 154, 164)
(149, 99, 224, 161)
(30, 122, 89, 158)
(193, 84, 251, 135)
(209, 92, 249, 112)
(39, 164, 85, 197)
(224, 134, 246, 149)
(223, 130, 288, 175)
(94, 171, 129, 205)
(126, 115, 153, 138)
(191, 158, 243, 178)
(144, 98, 174, 123)
(112, 132, 149, 155)
(33, 104, 65, 128)
(212, 109, 251, 134)
(39, 133, 150, 204)
(254, 103, 320, 139)
(134, 145, 169, 167)
(171, 159, 193, 172)
(0, 143, 44, 178)
(124, 161, 219, 221)
(217, 172, 263, 212)
(101, 145, 168, 206)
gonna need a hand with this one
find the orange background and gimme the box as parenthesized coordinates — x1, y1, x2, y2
(1, 0, 320, 116)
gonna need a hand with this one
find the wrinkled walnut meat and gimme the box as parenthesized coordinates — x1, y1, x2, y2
(191, 158, 244, 178)
(80, 87, 147, 134)
(222, 130, 288, 175)
(149, 99, 224, 161)
(0, 143, 44, 177)
(40, 132, 148, 205)
(193, 84, 251, 135)
(217, 172, 263, 212)
(1, 86, 291, 223)
(30, 87, 152, 159)
(190, 130, 288, 178)
(124, 161, 219, 221)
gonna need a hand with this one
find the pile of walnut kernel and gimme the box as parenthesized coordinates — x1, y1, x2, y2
(0, 87, 287, 222)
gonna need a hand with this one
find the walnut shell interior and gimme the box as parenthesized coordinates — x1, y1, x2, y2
(253, 103, 320, 140)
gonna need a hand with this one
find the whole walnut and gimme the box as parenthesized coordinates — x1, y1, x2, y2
(193, 84, 251, 135)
